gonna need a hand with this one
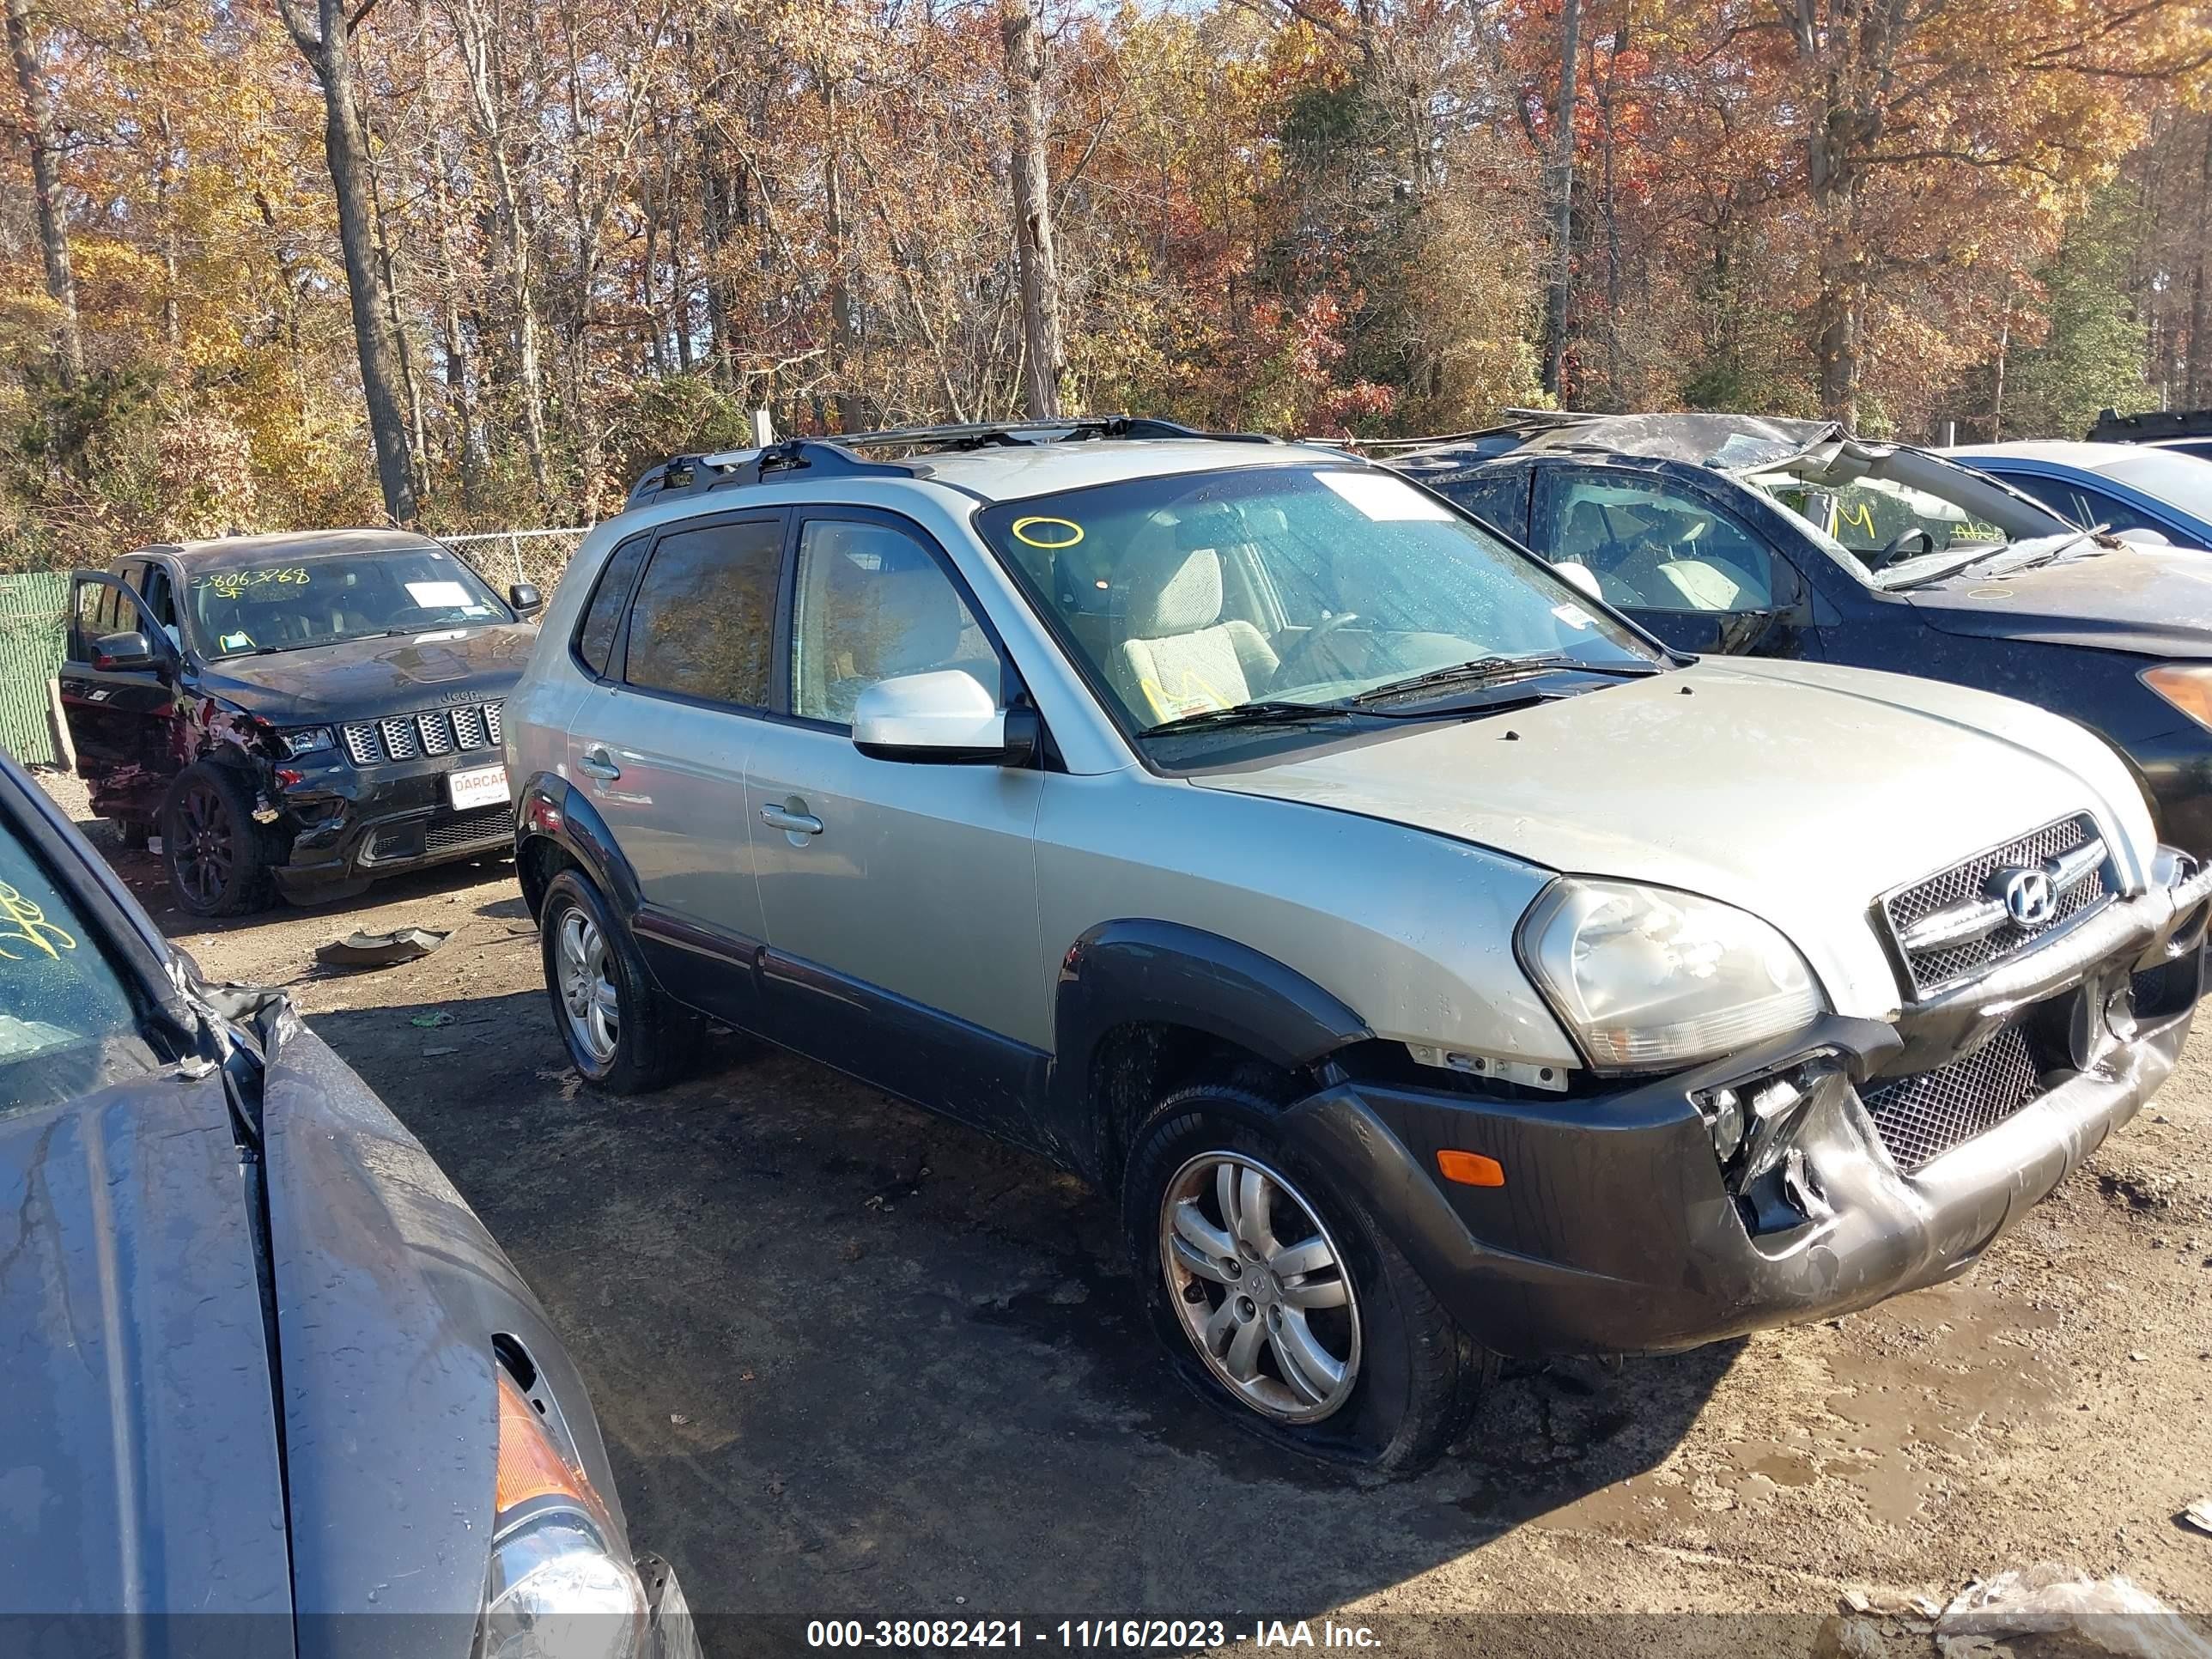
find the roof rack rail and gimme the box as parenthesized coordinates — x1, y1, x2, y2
(836, 414, 1282, 452)
(2087, 406, 2212, 442)
(624, 439, 921, 510)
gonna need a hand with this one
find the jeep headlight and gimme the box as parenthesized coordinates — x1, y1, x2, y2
(1518, 878, 1822, 1070)
(281, 726, 336, 757)
(483, 1368, 647, 1659)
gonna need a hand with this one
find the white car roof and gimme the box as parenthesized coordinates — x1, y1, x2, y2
(1944, 440, 2144, 472)
(910, 437, 1344, 502)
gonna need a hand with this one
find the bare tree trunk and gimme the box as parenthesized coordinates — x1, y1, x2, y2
(353, 76, 430, 502)
(820, 76, 866, 432)
(1990, 292, 2011, 442)
(276, 0, 419, 524)
(1000, 0, 1064, 419)
(5, 0, 82, 384)
(2191, 114, 2211, 406)
(1540, 0, 1581, 399)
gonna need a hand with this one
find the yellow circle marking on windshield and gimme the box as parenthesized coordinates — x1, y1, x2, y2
(1012, 515, 1085, 550)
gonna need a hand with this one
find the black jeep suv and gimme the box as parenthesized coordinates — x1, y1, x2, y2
(61, 528, 542, 915)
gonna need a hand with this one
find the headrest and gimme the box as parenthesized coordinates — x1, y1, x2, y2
(1123, 544, 1224, 636)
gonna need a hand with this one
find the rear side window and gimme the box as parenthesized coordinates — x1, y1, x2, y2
(574, 536, 648, 678)
(623, 518, 783, 706)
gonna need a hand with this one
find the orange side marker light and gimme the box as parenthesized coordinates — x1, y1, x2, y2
(1437, 1150, 1504, 1188)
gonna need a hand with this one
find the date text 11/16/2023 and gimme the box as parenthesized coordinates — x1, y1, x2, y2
(805, 1620, 1382, 1650)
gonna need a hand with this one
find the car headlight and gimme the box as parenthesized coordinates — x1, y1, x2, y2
(483, 1368, 647, 1659)
(282, 726, 337, 757)
(1517, 878, 1822, 1070)
(2142, 663, 2212, 732)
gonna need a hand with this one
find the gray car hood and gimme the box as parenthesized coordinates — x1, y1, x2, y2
(0, 1067, 295, 1635)
(1191, 657, 2158, 1018)
(1900, 542, 2212, 655)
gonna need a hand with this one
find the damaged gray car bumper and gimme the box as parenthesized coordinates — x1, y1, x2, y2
(1281, 854, 2212, 1358)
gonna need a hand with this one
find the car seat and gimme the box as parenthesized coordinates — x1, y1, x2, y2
(1109, 507, 1280, 723)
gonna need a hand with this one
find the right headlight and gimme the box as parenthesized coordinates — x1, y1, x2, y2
(2142, 663, 2212, 732)
(482, 1368, 647, 1659)
(1517, 878, 1823, 1071)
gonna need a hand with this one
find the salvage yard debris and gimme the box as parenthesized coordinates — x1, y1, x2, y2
(1936, 1562, 2212, 1659)
(314, 927, 450, 969)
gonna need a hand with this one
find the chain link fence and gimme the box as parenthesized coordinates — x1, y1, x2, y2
(437, 526, 595, 596)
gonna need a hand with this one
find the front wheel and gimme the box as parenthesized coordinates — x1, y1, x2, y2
(1123, 1083, 1486, 1474)
(161, 763, 277, 917)
(538, 868, 701, 1093)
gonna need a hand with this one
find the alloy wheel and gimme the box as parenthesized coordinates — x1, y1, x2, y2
(556, 907, 620, 1063)
(172, 780, 234, 908)
(1158, 1151, 1362, 1424)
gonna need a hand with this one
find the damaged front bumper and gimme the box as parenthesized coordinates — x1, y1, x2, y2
(1286, 851, 2212, 1358)
(266, 749, 512, 900)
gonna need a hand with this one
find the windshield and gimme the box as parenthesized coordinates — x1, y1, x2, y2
(975, 465, 1663, 750)
(188, 546, 511, 657)
(0, 812, 165, 1115)
(1748, 472, 2013, 562)
(2100, 448, 2212, 510)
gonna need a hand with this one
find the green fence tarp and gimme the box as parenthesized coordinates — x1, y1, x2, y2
(0, 571, 68, 768)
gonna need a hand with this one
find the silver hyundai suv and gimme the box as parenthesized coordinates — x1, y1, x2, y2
(504, 418, 2211, 1473)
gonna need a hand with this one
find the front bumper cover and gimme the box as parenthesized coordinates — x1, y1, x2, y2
(269, 750, 510, 898)
(1286, 853, 2212, 1358)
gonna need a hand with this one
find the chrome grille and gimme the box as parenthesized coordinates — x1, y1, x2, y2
(380, 718, 421, 761)
(1879, 814, 2110, 998)
(335, 701, 506, 764)
(416, 711, 454, 756)
(1859, 1020, 2042, 1172)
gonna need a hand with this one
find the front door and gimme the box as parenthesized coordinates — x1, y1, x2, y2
(744, 509, 1047, 1140)
(1529, 467, 1820, 659)
(566, 511, 786, 1029)
(59, 569, 185, 823)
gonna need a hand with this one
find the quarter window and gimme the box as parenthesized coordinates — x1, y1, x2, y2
(624, 519, 782, 706)
(790, 520, 997, 726)
(575, 535, 648, 678)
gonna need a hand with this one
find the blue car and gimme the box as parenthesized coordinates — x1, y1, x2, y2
(1948, 441, 2212, 551)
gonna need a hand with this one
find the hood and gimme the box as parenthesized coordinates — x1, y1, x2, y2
(1900, 542, 2212, 657)
(0, 1069, 294, 1621)
(194, 623, 535, 724)
(1191, 658, 2158, 1019)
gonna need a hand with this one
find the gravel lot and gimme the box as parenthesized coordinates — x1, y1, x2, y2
(38, 769, 2212, 1651)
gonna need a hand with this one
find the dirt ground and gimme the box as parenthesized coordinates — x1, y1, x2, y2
(39, 769, 2212, 1650)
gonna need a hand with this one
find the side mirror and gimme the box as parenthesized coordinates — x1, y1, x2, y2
(1551, 561, 1604, 603)
(852, 670, 1036, 766)
(92, 629, 159, 672)
(508, 582, 544, 618)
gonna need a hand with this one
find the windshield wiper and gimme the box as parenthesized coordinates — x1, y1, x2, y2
(1139, 700, 1360, 738)
(1350, 653, 1660, 707)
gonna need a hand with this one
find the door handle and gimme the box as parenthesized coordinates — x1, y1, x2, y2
(577, 747, 621, 781)
(760, 804, 824, 836)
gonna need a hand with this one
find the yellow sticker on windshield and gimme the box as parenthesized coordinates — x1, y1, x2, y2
(1011, 516, 1085, 550)
(0, 882, 77, 960)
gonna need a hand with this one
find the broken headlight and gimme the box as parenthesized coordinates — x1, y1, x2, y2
(281, 726, 336, 757)
(1518, 878, 1823, 1070)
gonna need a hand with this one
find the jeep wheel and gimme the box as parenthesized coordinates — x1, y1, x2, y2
(538, 868, 702, 1093)
(1124, 1085, 1486, 1474)
(161, 763, 276, 917)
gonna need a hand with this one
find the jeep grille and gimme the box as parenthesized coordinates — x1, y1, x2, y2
(343, 701, 506, 767)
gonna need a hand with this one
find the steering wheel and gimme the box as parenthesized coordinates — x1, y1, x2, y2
(1271, 611, 1363, 689)
(1865, 526, 1935, 573)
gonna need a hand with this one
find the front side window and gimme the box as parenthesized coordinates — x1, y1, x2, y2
(188, 546, 512, 657)
(623, 517, 781, 707)
(790, 520, 997, 726)
(0, 814, 165, 1114)
(1534, 472, 1786, 615)
(139, 565, 180, 649)
(975, 465, 1660, 743)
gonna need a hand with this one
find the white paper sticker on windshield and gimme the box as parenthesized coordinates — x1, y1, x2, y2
(1552, 603, 1596, 630)
(1315, 471, 1455, 521)
(405, 580, 471, 608)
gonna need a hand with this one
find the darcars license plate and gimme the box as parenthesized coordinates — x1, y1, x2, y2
(447, 763, 508, 811)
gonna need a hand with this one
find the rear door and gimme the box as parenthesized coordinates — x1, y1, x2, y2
(564, 511, 786, 1029)
(742, 507, 1047, 1140)
(1528, 465, 1820, 659)
(59, 568, 185, 821)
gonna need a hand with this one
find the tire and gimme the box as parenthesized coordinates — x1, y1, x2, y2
(539, 867, 702, 1093)
(161, 763, 278, 917)
(118, 819, 151, 852)
(1123, 1079, 1486, 1475)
